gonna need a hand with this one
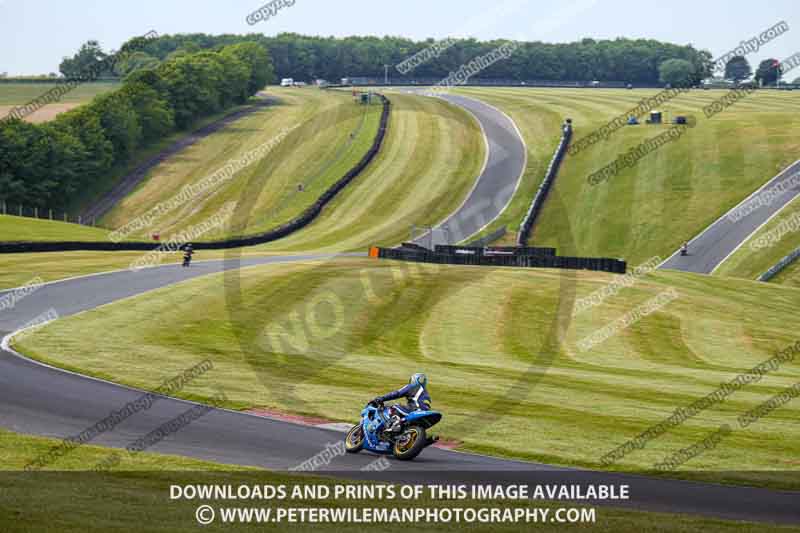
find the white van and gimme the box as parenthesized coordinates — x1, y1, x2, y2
(280, 78, 294, 87)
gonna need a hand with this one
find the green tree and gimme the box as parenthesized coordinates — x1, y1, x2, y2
(115, 51, 160, 77)
(40, 123, 87, 202)
(724, 56, 752, 81)
(755, 59, 781, 86)
(658, 58, 696, 87)
(88, 92, 142, 161)
(52, 107, 114, 187)
(59, 40, 110, 79)
(0, 120, 83, 206)
(120, 82, 174, 143)
(220, 42, 275, 94)
(218, 50, 251, 105)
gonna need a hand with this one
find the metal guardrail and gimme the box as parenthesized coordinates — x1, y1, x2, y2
(758, 246, 800, 282)
(517, 122, 572, 246)
(466, 226, 507, 247)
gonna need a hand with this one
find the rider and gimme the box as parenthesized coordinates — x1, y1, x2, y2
(371, 373, 431, 433)
(182, 243, 194, 267)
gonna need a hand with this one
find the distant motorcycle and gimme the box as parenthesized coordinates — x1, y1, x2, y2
(344, 400, 442, 460)
(182, 244, 194, 267)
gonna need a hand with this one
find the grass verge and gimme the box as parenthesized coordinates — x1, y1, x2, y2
(0, 429, 796, 532)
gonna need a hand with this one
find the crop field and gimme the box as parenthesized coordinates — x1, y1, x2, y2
(0, 81, 119, 122)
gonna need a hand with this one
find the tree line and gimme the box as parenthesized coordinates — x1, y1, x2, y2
(1, 41, 274, 209)
(74, 32, 712, 85)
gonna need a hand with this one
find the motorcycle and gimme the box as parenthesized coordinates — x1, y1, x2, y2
(344, 400, 442, 460)
(182, 245, 193, 267)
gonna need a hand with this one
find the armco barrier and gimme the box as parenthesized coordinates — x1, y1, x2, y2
(758, 246, 800, 282)
(466, 225, 507, 247)
(376, 246, 626, 274)
(517, 121, 572, 246)
(0, 95, 391, 254)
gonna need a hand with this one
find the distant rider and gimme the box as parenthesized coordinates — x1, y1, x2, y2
(182, 243, 194, 267)
(371, 373, 431, 433)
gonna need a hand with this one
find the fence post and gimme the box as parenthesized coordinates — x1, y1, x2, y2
(49, 209, 53, 220)
(34, 207, 38, 219)
(19, 205, 22, 216)
(78, 215, 82, 225)
(64, 212, 67, 222)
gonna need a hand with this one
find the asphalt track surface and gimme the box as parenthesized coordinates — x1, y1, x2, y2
(411, 93, 526, 246)
(0, 98, 798, 525)
(660, 159, 800, 274)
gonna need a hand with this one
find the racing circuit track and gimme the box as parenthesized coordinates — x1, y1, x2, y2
(660, 159, 800, 274)
(1, 96, 798, 525)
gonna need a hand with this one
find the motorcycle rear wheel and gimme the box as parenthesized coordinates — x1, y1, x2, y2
(392, 425, 427, 460)
(345, 424, 365, 453)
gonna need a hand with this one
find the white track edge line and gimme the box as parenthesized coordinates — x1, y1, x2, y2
(658, 159, 800, 269)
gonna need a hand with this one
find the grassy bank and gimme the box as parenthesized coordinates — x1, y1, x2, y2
(0, 215, 110, 243)
(714, 194, 800, 284)
(15, 257, 800, 488)
(457, 88, 800, 265)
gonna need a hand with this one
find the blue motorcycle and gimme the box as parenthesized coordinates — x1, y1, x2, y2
(344, 400, 442, 460)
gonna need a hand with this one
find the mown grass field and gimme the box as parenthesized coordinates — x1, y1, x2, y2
(0, 248, 292, 290)
(15, 257, 800, 489)
(101, 88, 383, 240)
(245, 92, 485, 252)
(0, 81, 119, 123)
(2, 432, 787, 533)
(714, 194, 800, 285)
(0, 91, 484, 288)
(0, 215, 109, 242)
(456, 88, 800, 266)
(773, 255, 800, 287)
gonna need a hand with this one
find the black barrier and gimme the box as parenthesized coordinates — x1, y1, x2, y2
(433, 245, 556, 257)
(377, 246, 626, 274)
(517, 121, 572, 246)
(399, 242, 430, 252)
(0, 95, 391, 254)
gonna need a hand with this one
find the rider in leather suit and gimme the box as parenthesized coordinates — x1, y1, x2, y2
(371, 373, 431, 432)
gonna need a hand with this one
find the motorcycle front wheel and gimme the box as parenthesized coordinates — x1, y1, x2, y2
(392, 425, 427, 460)
(345, 424, 365, 453)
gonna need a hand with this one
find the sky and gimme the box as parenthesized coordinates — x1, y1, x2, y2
(0, 0, 797, 76)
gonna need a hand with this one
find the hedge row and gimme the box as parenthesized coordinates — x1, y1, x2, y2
(0, 94, 391, 254)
